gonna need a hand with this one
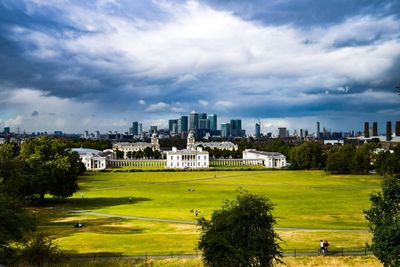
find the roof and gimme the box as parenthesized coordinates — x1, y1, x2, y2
(167, 149, 209, 155)
(71, 148, 102, 155)
(244, 149, 285, 157)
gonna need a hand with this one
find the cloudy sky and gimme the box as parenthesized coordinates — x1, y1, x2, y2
(1, 0, 399, 135)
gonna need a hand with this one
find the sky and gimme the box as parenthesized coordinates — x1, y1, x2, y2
(0, 0, 400, 135)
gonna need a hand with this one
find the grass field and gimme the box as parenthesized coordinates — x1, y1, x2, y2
(35, 170, 381, 255)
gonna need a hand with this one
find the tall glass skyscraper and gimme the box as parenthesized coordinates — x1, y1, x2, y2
(189, 112, 199, 131)
(208, 114, 217, 131)
(255, 123, 261, 138)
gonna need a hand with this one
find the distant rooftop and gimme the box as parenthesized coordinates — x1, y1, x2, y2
(71, 148, 102, 155)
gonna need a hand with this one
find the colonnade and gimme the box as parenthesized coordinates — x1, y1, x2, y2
(209, 159, 264, 167)
(108, 160, 166, 168)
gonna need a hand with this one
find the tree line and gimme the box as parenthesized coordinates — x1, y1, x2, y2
(0, 136, 83, 265)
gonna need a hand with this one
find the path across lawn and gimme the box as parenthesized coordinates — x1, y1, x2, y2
(46, 207, 369, 232)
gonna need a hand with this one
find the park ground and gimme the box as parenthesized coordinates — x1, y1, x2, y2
(32, 170, 383, 264)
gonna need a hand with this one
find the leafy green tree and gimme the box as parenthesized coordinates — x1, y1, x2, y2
(326, 145, 356, 174)
(143, 147, 153, 159)
(18, 234, 62, 267)
(198, 190, 283, 267)
(365, 175, 400, 266)
(374, 148, 400, 176)
(289, 142, 324, 169)
(0, 143, 25, 197)
(115, 149, 124, 159)
(0, 193, 35, 264)
(351, 145, 372, 174)
(18, 137, 80, 201)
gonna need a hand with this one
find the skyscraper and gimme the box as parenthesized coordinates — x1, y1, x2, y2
(178, 116, 188, 133)
(189, 112, 199, 131)
(396, 121, 400, 136)
(150, 125, 158, 133)
(278, 127, 287, 138)
(386, 121, 392, 141)
(208, 114, 217, 131)
(199, 119, 209, 129)
(221, 123, 231, 137)
(316, 121, 320, 138)
(255, 123, 261, 138)
(364, 122, 370, 138)
(169, 119, 178, 133)
(230, 119, 242, 137)
(138, 123, 142, 135)
(131, 121, 139, 136)
(372, 122, 378, 137)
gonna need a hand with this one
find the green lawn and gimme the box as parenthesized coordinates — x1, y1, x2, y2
(35, 170, 381, 254)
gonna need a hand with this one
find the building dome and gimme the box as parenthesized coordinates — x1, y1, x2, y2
(152, 132, 158, 138)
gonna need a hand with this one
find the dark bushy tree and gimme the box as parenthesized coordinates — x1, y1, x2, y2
(326, 145, 356, 174)
(365, 176, 400, 266)
(19, 137, 80, 201)
(18, 234, 62, 267)
(289, 141, 324, 169)
(0, 143, 25, 197)
(351, 145, 372, 174)
(198, 190, 283, 267)
(374, 148, 400, 176)
(0, 193, 35, 264)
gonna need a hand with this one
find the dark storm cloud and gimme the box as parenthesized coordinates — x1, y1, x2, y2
(0, 0, 399, 133)
(203, 0, 400, 27)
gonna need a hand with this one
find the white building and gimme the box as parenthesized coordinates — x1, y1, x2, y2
(166, 147, 209, 169)
(113, 132, 160, 159)
(243, 149, 286, 169)
(0, 138, 5, 145)
(71, 148, 107, 170)
(166, 131, 209, 169)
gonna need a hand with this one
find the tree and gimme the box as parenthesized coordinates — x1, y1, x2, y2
(18, 137, 80, 201)
(18, 234, 62, 267)
(0, 143, 25, 197)
(374, 148, 400, 176)
(365, 175, 400, 266)
(115, 149, 124, 159)
(351, 145, 372, 174)
(326, 145, 355, 174)
(0, 193, 35, 264)
(198, 190, 283, 267)
(289, 142, 324, 169)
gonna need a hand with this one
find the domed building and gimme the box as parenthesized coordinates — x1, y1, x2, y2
(166, 131, 209, 169)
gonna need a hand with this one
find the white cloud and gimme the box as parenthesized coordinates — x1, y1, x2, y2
(176, 74, 198, 84)
(145, 102, 170, 112)
(198, 99, 208, 106)
(5, 115, 23, 128)
(215, 100, 234, 108)
(138, 99, 146, 105)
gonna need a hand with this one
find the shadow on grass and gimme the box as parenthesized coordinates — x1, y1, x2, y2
(40, 196, 152, 210)
(34, 207, 147, 242)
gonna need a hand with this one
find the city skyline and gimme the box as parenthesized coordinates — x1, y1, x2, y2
(0, 1, 400, 134)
